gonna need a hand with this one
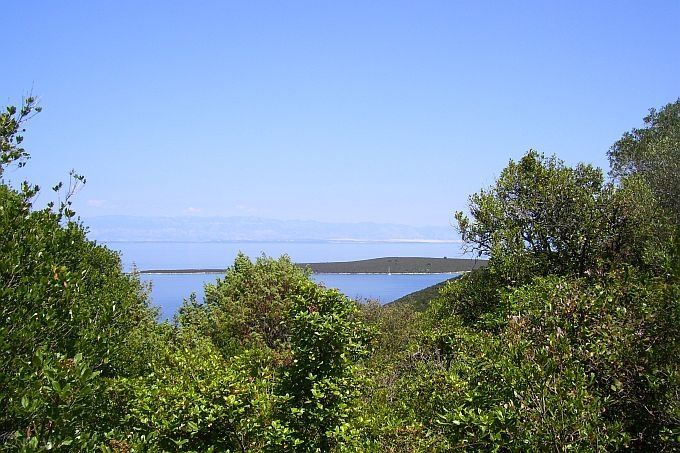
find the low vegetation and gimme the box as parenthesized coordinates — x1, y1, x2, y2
(297, 257, 486, 274)
(386, 276, 460, 311)
(1, 97, 678, 451)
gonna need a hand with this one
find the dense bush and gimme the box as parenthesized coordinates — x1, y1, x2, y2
(108, 334, 275, 451)
(1, 96, 677, 451)
(455, 150, 674, 283)
(1, 99, 158, 449)
(2, 102, 370, 450)
(178, 254, 370, 452)
(358, 102, 679, 450)
(404, 114, 680, 449)
(178, 252, 313, 356)
(609, 98, 680, 222)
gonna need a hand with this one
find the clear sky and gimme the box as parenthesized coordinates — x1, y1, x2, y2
(3, 1, 678, 227)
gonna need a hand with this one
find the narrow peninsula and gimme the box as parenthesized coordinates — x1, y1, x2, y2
(137, 256, 487, 275)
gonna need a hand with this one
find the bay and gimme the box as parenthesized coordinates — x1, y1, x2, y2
(140, 272, 456, 320)
(105, 241, 464, 319)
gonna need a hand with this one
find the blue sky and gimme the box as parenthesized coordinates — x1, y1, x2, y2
(3, 1, 678, 227)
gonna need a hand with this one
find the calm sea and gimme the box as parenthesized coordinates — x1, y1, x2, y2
(105, 241, 464, 319)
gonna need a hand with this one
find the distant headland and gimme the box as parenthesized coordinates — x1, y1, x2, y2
(137, 256, 487, 275)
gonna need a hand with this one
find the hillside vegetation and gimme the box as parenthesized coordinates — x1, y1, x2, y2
(137, 256, 486, 275)
(387, 276, 461, 311)
(298, 257, 486, 274)
(1, 97, 678, 451)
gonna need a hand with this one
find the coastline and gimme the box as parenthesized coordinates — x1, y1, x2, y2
(136, 257, 487, 275)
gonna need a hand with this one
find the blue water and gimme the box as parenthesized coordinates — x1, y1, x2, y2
(105, 241, 464, 319)
(141, 272, 455, 320)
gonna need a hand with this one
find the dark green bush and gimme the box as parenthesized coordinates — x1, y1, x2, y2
(1, 99, 158, 449)
(2, 95, 678, 451)
(178, 254, 370, 452)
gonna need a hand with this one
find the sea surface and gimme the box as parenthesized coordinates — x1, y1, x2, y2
(139, 272, 456, 320)
(105, 241, 465, 319)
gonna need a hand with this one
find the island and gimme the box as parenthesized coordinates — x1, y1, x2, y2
(136, 256, 487, 275)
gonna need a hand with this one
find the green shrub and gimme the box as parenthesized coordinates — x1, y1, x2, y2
(109, 334, 275, 451)
(274, 281, 369, 451)
(179, 254, 370, 452)
(1, 99, 157, 449)
(178, 253, 312, 357)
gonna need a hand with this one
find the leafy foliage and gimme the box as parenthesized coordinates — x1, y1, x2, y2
(362, 107, 679, 449)
(177, 254, 370, 451)
(274, 281, 369, 451)
(2, 95, 678, 451)
(0, 96, 40, 175)
(179, 253, 312, 356)
(109, 334, 275, 451)
(609, 99, 680, 221)
(454, 150, 672, 282)
(0, 99, 159, 450)
(415, 145, 679, 448)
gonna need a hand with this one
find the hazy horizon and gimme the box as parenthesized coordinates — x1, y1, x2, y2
(4, 1, 678, 228)
(85, 214, 462, 243)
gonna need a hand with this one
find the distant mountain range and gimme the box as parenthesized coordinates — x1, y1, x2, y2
(83, 215, 459, 243)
